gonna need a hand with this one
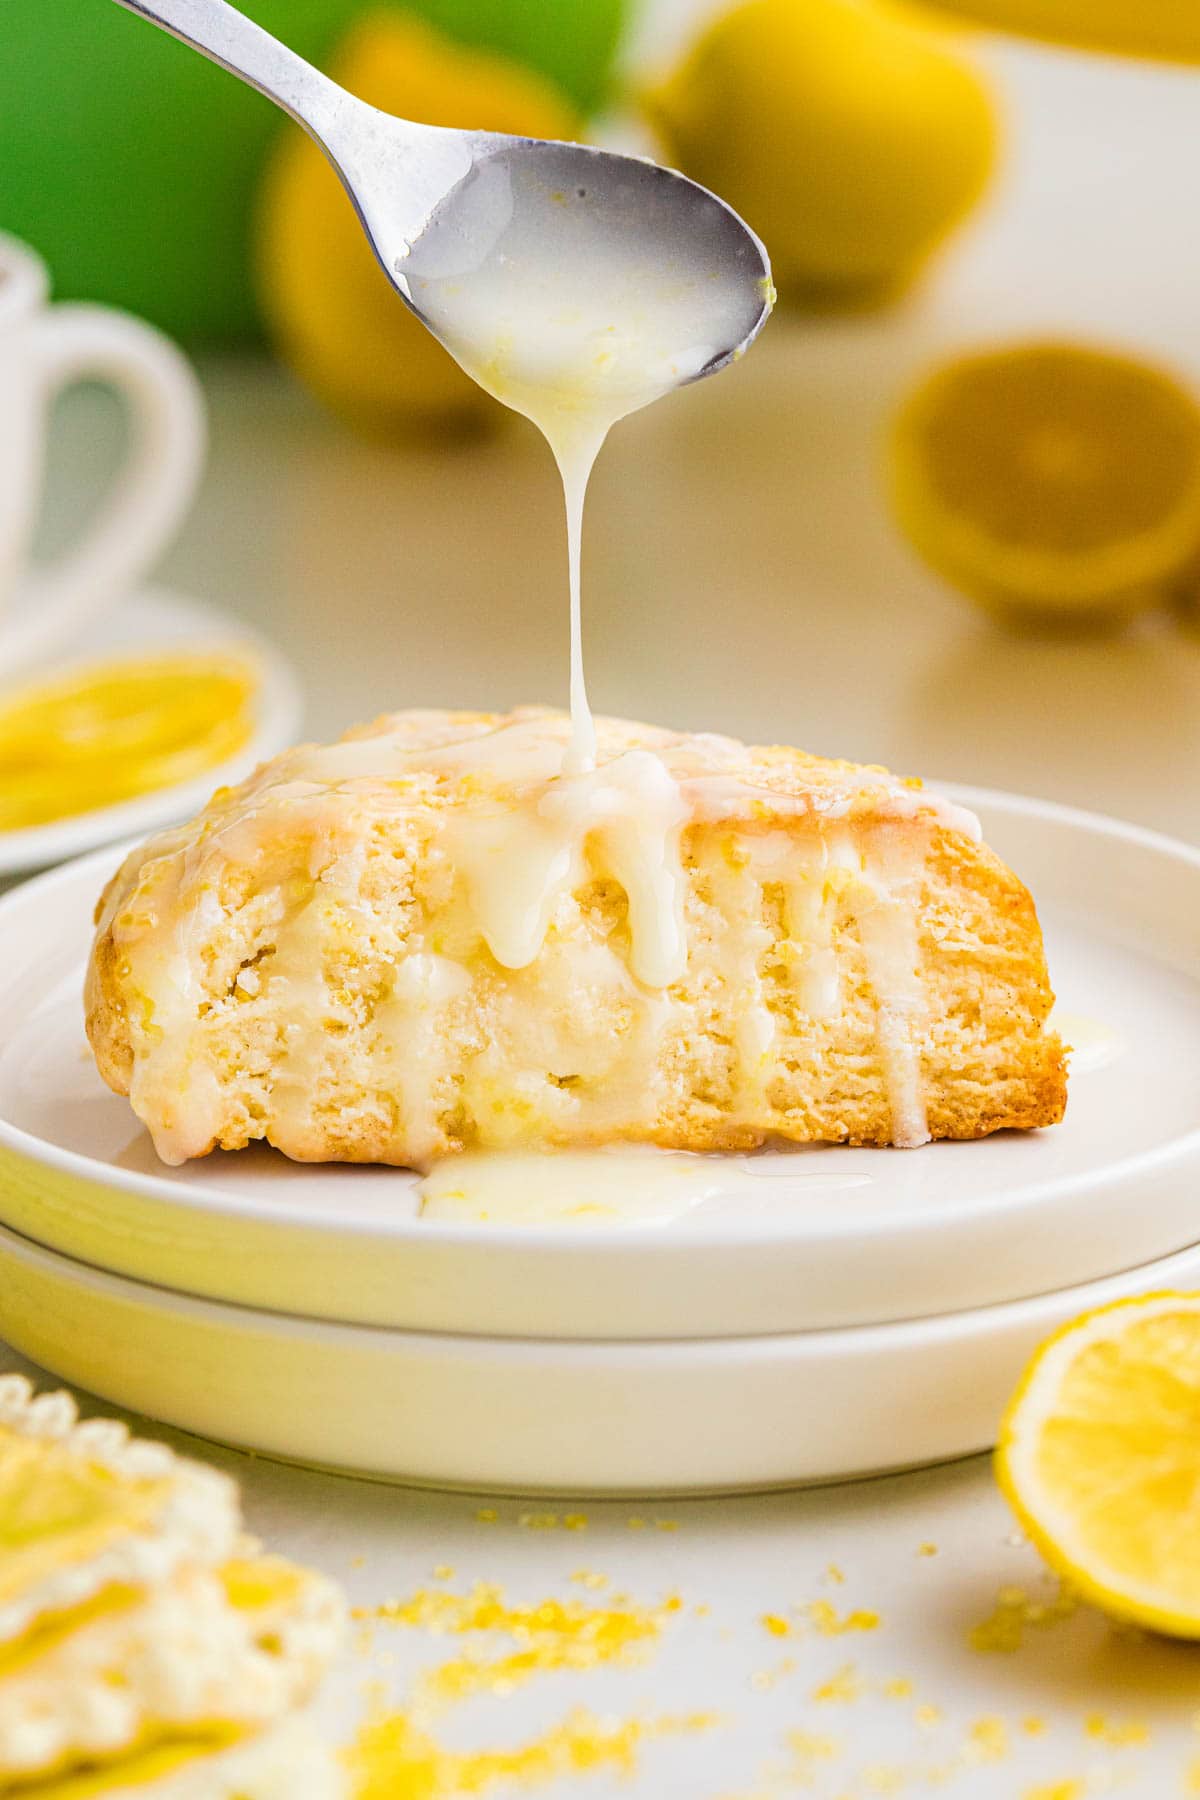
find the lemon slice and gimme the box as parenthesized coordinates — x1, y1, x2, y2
(0, 652, 257, 832)
(889, 341, 1200, 621)
(997, 1293, 1200, 1636)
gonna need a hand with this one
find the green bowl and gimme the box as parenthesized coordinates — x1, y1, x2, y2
(2, 0, 626, 343)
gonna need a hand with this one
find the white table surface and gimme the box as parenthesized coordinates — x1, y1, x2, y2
(8, 34, 1200, 1797)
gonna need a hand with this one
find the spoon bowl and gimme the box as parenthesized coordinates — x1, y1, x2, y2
(400, 136, 773, 394)
(113, 0, 773, 383)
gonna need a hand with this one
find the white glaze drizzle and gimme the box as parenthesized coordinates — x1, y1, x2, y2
(853, 830, 933, 1149)
(444, 747, 688, 987)
(399, 159, 767, 771)
(728, 861, 777, 1112)
(374, 953, 470, 1166)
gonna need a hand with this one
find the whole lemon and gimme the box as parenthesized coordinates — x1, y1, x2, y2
(645, 0, 998, 306)
(256, 13, 580, 434)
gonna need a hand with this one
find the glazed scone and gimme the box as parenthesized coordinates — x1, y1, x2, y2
(31, 1716, 345, 1800)
(86, 708, 1066, 1166)
(0, 1377, 345, 1786)
(0, 1554, 345, 1783)
(0, 1375, 238, 1650)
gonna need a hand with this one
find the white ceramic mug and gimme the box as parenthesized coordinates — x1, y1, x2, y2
(0, 231, 205, 679)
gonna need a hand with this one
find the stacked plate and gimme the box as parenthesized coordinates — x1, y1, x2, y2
(1, 790, 1198, 1495)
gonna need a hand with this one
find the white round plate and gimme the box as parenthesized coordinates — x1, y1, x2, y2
(4, 1217, 1200, 1493)
(0, 585, 303, 877)
(1, 789, 1198, 1339)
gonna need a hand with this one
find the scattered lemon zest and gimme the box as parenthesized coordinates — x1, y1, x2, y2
(787, 1729, 841, 1770)
(1083, 1712, 1149, 1747)
(346, 1704, 717, 1799)
(358, 1580, 675, 1705)
(966, 1716, 1008, 1762)
(812, 1662, 862, 1704)
(761, 1613, 792, 1638)
(749, 1657, 796, 1693)
(806, 1600, 881, 1636)
(968, 1581, 1078, 1653)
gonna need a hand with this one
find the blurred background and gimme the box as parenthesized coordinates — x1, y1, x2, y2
(5, 0, 1200, 854)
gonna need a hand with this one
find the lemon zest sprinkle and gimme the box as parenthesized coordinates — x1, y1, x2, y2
(806, 1600, 880, 1636)
(812, 1662, 862, 1704)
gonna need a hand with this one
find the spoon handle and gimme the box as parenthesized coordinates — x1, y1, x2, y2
(110, 0, 474, 294)
(110, 0, 363, 150)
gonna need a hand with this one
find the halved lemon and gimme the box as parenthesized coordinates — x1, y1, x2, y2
(889, 341, 1200, 621)
(997, 1293, 1200, 1637)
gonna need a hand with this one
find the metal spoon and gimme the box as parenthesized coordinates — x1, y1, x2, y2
(110, 0, 773, 384)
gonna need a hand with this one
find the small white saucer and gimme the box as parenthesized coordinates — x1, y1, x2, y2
(0, 585, 303, 877)
(0, 789, 1199, 1339)
(3, 1217, 1199, 1493)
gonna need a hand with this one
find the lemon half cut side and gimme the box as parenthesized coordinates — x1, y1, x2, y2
(997, 1292, 1200, 1638)
(890, 340, 1200, 622)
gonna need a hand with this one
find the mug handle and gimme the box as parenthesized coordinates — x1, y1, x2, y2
(0, 303, 206, 679)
